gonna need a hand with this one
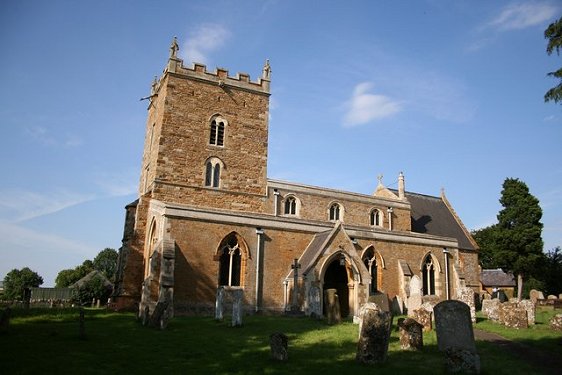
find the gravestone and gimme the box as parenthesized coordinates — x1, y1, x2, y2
(412, 308, 432, 332)
(78, 308, 86, 340)
(407, 294, 422, 314)
(357, 302, 378, 337)
(481, 299, 500, 321)
(529, 289, 544, 303)
(356, 304, 393, 364)
(232, 289, 243, 327)
(482, 292, 491, 300)
(391, 296, 404, 315)
(0, 307, 11, 334)
(141, 306, 150, 326)
(269, 332, 288, 361)
(547, 295, 557, 300)
(149, 300, 170, 330)
(307, 286, 321, 318)
(368, 292, 390, 312)
(457, 287, 476, 323)
(517, 299, 535, 325)
(498, 303, 528, 329)
(324, 289, 341, 325)
(434, 300, 480, 374)
(550, 314, 562, 331)
(398, 318, 423, 351)
(215, 286, 224, 321)
(409, 275, 422, 296)
(420, 301, 436, 321)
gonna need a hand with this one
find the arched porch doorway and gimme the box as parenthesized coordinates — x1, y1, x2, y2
(323, 258, 351, 318)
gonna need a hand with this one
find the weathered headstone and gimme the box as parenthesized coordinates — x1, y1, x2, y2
(231, 289, 243, 327)
(481, 299, 500, 321)
(0, 307, 11, 334)
(457, 287, 476, 323)
(141, 305, 150, 326)
(434, 300, 480, 374)
(215, 286, 224, 321)
(412, 308, 432, 332)
(498, 302, 528, 329)
(517, 299, 535, 325)
(547, 295, 558, 300)
(482, 292, 491, 300)
(529, 289, 544, 303)
(407, 294, 422, 314)
(368, 292, 390, 312)
(307, 286, 321, 318)
(356, 304, 393, 364)
(269, 332, 288, 361)
(357, 302, 378, 337)
(324, 288, 341, 325)
(149, 300, 170, 329)
(78, 308, 86, 340)
(409, 275, 422, 296)
(550, 314, 562, 331)
(391, 296, 404, 315)
(398, 318, 423, 351)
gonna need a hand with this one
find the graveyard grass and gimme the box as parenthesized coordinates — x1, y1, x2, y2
(1, 308, 560, 374)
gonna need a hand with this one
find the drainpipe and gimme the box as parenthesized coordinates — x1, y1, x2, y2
(255, 228, 264, 312)
(273, 189, 280, 216)
(443, 248, 450, 300)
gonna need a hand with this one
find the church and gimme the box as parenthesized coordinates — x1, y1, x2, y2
(113, 38, 479, 319)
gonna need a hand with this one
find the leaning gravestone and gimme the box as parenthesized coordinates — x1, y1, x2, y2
(412, 308, 432, 332)
(324, 289, 341, 325)
(215, 286, 225, 321)
(398, 318, 423, 351)
(391, 296, 404, 315)
(356, 304, 393, 364)
(407, 294, 422, 314)
(149, 300, 170, 330)
(368, 292, 390, 312)
(269, 332, 288, 361)
(434, 300, 480, 374)
(231, 289, 243, 327)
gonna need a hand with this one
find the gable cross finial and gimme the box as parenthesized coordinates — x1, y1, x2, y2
(377, 174, 384, 186)
(170, 36, 179, 59)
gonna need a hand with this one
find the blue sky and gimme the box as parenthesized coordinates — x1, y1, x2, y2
(1, 0, 561, 286)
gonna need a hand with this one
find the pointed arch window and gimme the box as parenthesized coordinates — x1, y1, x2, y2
(362, 248, 378, 294)
(284, 196, 297, 215)
(329, 203, 341, 221)
(218, 235, 242, 287)
(209, 116, 226, 146)
(422, 255, 436, 295)
(204, 158, 223, 188)
(370, 209, 382, 227)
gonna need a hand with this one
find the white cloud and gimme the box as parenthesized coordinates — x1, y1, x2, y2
(95, 171, 138, 197)
(24, 125, 82, 148)
(343, 82, 402, 127)
(489, 2, 559, 31)
(0, 189, 94, 223)
(182, 24, 231, 64)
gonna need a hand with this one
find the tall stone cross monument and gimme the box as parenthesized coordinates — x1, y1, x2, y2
(291, 258, 301, 312)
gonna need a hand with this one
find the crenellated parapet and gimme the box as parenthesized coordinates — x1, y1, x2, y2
(158, 37, 270, 95)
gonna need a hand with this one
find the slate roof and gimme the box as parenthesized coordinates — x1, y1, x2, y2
(72, 270, 113, 289)
(287, 229, 333, 279)
(401, 191, 477, 251)
(481, 268, 516, 287)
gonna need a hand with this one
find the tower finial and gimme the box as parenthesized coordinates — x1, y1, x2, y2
(170, 36, 179, 59)
(262, 59, 271, 80)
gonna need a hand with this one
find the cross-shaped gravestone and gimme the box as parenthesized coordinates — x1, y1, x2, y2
(291, 258, 301, 311)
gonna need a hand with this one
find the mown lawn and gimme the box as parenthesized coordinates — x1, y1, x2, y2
(0, 308, 559, 374)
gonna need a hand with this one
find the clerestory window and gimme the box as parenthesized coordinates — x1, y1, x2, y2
(370, 209, 382, 227)
(329, 203, 341, 221)
(284, 196, 297, 215)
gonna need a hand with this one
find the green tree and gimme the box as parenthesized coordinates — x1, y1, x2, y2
(55, 261, 94, 288)
(495, 178, 544, 300)
(72, 274, 113, 306)
(543, 246, 562, 295)
(93, 248, 118, 281)
(2, 267, 43, 300)
(544, 16, 562, 104)
(472, 224, 501, 269)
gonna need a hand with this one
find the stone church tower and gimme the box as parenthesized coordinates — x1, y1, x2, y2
(113, 38, 480, 320)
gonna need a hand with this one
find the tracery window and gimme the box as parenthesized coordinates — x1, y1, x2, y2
(205, 158, 222, 188)
(422, 254, 436, 295)
(362, 247, 378, 294)
(284, 196, 297, 215)
(370, 209, 382, 227)
(218, 235, 242, 287)
(329, 203, 341, 221)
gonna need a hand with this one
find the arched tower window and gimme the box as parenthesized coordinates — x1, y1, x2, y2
(422, 254, 436, 295)
(284, 196, 297, 215)
(362, 247, 378, 294)
(218, 234, 243, 287)
(204, 158, 223, 188)
(370, 209, 382, 227)
(329, 203, 341, 221)
(209, 116, 227, 146)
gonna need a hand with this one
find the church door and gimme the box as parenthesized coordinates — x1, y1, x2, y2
(323, 259, 350, 318)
